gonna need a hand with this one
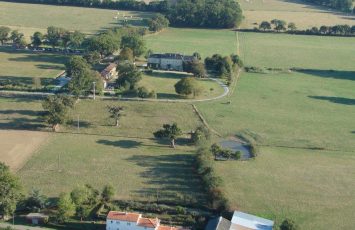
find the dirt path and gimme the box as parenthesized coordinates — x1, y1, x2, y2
(0, 130, 49, 171)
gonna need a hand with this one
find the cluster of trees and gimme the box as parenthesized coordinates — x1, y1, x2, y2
(210, 143, 242, 160)
(0, 0, 169, 12)
(174, 77, 202, 98)
(147, 14, 169, 32)
(166, 0, 243, 28)
(305, 0, 354, 12)
(205, 54, 243, 85)
(257, 20, 355, 36)
(0, 27, 26, 48)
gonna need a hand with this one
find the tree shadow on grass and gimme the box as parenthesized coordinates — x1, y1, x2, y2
(0, 76, 55, 86)
(308, 96, 355, 105)
(145, 71, 191, 80)
(127, 153, 206, 205)
(0, 117, 46, 130)
(97, 139, 142, 148)
(0, 109, 45, 116)
(294, 69, 355, 81)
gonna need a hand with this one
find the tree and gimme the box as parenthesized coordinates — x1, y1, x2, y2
(76, 205, 91, 221)
(193, 52, 201, 60)
(116, 62, 142, 90)
(56, 193, 76, 223)
(83, 51, 101, 65)
(119, 47, 134, 62)
(0, 162, 23, 218)
(87, 32, 120, 57)
(174, 77, 201, 97)
(147, 13, 169, 32)
(280, 218, 298, 230)
(230, 54, 243, 67)
(287, 22, 297, 31)
(69, 30, 85, 49)
(42, 95, 74, 131)
(61, 30, 71, 51)
(319, 25, 330, 34)
(107, 105, 124, 127)
(191, 61, 207, 78)
(231, 151, 242, 160)
(24, 189, 47, 212)
(154, 123, 182, 148)
(101, 185, 115, 203)
(31, 31, 44, 48)
(191, 125, 210, 145)
(259, 21, 271, 31)
(46, 26, 65, 48)
(137, 86, 150, 99)
(271, 19, 286, 32)
(0, 26, 11, 45)
(10, 30, 25, 47)
(120, 34, 146, 57)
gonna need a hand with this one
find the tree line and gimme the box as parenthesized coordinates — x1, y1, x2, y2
(304, 0, 354, 13)
(0, 0, 243, 28)
(253, 19, 355, 36)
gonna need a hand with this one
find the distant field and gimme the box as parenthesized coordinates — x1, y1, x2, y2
(7, 98, 206, 203)
(239, 0, 355, 29)
(0, 47, 67, 85)
(215, 147, 355, 229)
(146, 28, 238, 58)
(0, 1, 152, 39)
(139, 72, 225, 100)
(238, 32, 355, 70)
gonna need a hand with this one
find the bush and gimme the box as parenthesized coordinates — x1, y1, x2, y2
(175, 206, 186, 215)
(191, 126, 211, 145)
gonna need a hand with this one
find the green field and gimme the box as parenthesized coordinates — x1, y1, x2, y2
(239, 32, 355, 70)
(146, 28, 238, 58)
(4, 98, 206, 203)
(139, 72, 225, 99)
(0, 1, 152, 39)
(239, 0, 355, 29)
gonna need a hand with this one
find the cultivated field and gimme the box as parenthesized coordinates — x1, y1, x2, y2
(0, 1, 152, 39)
(239, 0, 355, 29)
(146, 28, 238, 58)
(238, 32, 355, 70)
(139, 72, 225, 99)
(5, 98, 206, 203)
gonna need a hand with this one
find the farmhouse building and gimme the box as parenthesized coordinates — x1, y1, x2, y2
(147, 53, 195, 71)
(205, 211, 274, 230)
(100, 63, 117, 88)
(106, 211, 184, 230)
(26, 213, 49, 225)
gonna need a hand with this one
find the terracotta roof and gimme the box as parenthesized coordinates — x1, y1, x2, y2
(138, 217, 159, 228)
(101, 63, 117, 76)
(107, 211, 141, 222)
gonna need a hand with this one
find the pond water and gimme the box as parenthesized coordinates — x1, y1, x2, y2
(220, 140, 252, 160)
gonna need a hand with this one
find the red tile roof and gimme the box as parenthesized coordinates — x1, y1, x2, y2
(157, 226, 184, 230)
(107, 211, 141, 222)
(138, 217, 159, 228)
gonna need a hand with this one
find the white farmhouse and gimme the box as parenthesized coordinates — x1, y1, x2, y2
(106, 211, 184, 230)
(147, 53, 195, 71)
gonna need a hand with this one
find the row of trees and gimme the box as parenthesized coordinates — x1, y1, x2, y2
(258, 20, 355, 36)
(304, 0, 354, 12)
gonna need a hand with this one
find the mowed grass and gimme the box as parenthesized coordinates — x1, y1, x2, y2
(239, 0, 355, 29)
(4, 97, 206, 202)
(0, 47, 67, 85)
(139, 72, 225, 99)
(197, 71, 355, 151)
(0, 1, 152, 39)
(215, 147, 355, 229)
(238, 32, 355, 70)
(146, 28, 238, 58)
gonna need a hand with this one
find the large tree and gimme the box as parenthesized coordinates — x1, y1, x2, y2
(101, 185, 115, 203)
(56, 193, 76, 223)
(69, 30, 85, 49)
(120, 34, 146, 57)
(10, 30, 25, 47)
(46, 26, 65, 48)
(24, 189, 47, 212)
(107, 105, 124, 127)
(0, 26, 11, 45)
(42, 94, 74, 131)
(31, 31, 44, 48)
(116, 62, 142, 90)
(154, 123, 182, 148)
(147, 13, 169, 32)
(87, 32, 120, 57)
(174, 77, 201, 97)
(119, 47, 134, 62)
(0, 162, 23, 218)
(259, 21, 271, 31)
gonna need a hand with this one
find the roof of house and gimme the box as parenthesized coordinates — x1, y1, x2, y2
(107, 211, 141, 222)
(230, 211, 274, 230)
(138, 217, 160, 228)
(26, 213, 49, 219)
(157, 226, 184, 230)
(101, 63, 117, 76)
(205, 217, 231, 230)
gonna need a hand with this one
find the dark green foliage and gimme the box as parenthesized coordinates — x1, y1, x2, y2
(31, 31, 43, 48)
(304, 0, 353, 12)
(0, 26, 11, 45)
(231, 151, 242, 160)
(116, 62, 142, 90)
(137, 87, 156, 99)
(46, 26, 66, 48)
(259, 21, 271, 31)
(148, 13, 169, 32)
(56, 192, 76, 223)
(174, 77, 201, 97)
(107, 105, 124, 127)
(191, 126, 211, 145)
(42, 94, 74, 131)
(271, 19, 287, 32)
(120, 34, 146, 57)
(280, 218, 298, 230)
(23, 189, 47, 212)
(0, 162, 23, 217)
(83, 51, 101, 65)
(101, 185, 115, 203)
(10, 30, 26, 47)
(166, 0, 243, 28)
(119, 47, 134, 62)
(87, 31, 120, 57)
(154, 123, 182, 148)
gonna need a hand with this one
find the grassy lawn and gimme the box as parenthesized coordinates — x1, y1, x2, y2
(239, 0, 355, 29)
(0, 97, 206, 203)
(0, 47, 67, 86)
(0, 1, 152, 39)
(238, 32, 355, 70)
(138, 71, 225, 100)
(146, 28, 238, 58)
(215, 147, 355, 229)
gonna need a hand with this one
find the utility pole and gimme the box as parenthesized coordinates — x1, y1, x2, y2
(77, 114, 80, 132)
(93, 81, 96, 100)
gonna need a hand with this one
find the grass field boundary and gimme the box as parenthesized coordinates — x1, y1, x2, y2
(191, 104, 222, 137)
(257, 143, 355, 153)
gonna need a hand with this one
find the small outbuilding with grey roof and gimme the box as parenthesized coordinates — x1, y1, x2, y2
(230, 211, 274, 230)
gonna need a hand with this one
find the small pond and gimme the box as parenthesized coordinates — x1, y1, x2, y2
(220, 140, 252, 160)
